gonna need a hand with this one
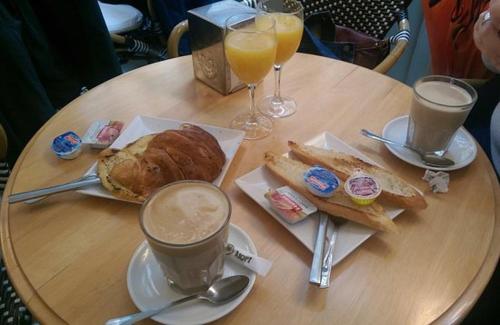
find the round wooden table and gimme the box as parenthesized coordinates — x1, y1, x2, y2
(1, 54, 498, 325)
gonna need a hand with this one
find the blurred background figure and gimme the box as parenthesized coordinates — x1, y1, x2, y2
(0, 0, 121, 165)
(474, 0, 500, 73)
(473, 0, 500, 174)
(423, 0, 492, 79)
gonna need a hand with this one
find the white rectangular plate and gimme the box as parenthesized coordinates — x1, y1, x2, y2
(78, 115, 245, 202)
(235, 132, 405, 266)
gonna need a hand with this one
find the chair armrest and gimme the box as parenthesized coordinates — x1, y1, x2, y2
(110, 33, 126, 45)
(374, 39, 408, 74)
(167, 20, 189, 58)
(0, 124, 8, 160)
(374, 11, 410, 74)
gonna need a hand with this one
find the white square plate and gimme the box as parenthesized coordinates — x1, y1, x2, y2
(78, 115, 245, 202)
(235, 132, 405, 266)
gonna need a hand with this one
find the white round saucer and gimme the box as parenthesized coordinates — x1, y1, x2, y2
(382, 115, 477, 171)
(127, 224, 257, 325)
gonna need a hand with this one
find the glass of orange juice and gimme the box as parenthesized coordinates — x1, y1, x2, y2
(257, 0, 304, 118)
(225, 13, 277, 140)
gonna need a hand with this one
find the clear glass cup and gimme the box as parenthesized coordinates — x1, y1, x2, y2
(140, 181, 231, 294)
(257, 0, 304, 118)
(224, 13, 277, 140)
(406, 75, 478, 156)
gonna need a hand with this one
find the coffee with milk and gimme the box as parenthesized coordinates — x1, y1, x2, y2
(140, 181, 230, 294)
(407, 77, 477, 154)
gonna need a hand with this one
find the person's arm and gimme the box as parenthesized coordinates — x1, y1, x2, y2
(474, 0, 500, 72)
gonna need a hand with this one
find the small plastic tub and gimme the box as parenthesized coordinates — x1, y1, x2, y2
(344, 173, 381, 205)
(265, 186, 317, 224)
(51, 131, 82, 160)
(303, 166, 340, 198)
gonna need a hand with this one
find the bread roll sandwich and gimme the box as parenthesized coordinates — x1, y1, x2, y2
(288, 141, 427, 209)
(98, 124, 226, 201)
(264, 152, 398, 233)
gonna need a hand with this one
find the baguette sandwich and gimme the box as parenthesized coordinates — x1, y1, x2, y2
(264, 152, 398, 233)
(288, 141, 427, 209)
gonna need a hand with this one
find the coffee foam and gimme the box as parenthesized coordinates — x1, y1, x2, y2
(415, 81, 473, 110)
(142, 182, 229, 245)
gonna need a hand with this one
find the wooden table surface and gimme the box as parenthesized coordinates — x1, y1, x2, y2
(1, 54, 498, 325)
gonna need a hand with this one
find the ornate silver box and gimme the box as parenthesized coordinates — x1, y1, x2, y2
(188, 1, 255, 95)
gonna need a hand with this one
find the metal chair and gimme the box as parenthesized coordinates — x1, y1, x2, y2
(167, 0, 411, 74)
(99, 1, 167, 62)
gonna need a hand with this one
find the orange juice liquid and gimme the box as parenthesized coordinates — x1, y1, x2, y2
(225, 28, 277, 84)
(271, 14, 303, 64)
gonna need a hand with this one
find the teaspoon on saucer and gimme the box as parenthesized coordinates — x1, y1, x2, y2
(105, 275, 249, 325)
(361, 129, 455, 167)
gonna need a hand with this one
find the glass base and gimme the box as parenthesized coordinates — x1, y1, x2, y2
(230, 113, 273, 140)
(259, 95, 297, 118)
(166, 276, 214, 295)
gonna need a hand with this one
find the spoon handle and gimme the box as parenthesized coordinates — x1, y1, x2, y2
(105, 294, 198, 325)
(360, 129, 405, 148)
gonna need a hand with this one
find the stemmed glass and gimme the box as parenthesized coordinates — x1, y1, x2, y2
(257, 0, 304, 118)
(225, 13, 278, 140)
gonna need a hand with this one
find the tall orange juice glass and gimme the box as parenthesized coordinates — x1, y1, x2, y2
(257, 0, 304, 118)
(225, 13, 277, 140)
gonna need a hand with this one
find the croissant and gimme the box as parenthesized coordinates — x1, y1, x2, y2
(97, 124, 226, 201)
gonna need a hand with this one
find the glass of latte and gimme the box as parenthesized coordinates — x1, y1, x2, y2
(406, 75, 477, 156)
(140, 181, 231, 294)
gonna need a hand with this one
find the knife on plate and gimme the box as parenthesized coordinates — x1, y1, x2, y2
(309, 211, 328, 284)
(8, 174, 101, 204)
(320, 219, 338, 288)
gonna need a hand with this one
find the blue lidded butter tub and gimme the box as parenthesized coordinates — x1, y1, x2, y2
(51, 131, 82, 160)
(303, 166, 340, 198)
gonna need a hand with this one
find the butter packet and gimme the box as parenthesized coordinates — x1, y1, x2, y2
(82, 120, 123, 149)
(265, 186, 317, 224)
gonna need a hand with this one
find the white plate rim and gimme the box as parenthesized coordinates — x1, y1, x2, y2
(381, 115, 477, 171)
(126, 223, 257, 325)
(77, 115, 245, 203)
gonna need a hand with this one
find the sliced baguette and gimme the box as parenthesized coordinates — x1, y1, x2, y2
(288, 141, 427, 209)
(264, 152, 398, 233)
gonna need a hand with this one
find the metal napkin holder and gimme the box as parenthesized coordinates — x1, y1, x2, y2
(188, 0, 255, 95)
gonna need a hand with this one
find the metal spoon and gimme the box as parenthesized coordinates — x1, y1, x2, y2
(361, 129, 455, 167)
(105, 275, 250, 325)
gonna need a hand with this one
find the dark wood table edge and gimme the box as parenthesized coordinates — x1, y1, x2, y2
(433, 160, 499, 324)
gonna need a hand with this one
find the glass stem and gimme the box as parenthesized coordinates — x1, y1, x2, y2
(273, 64, 282, 100)
(248, 83, 258, 123)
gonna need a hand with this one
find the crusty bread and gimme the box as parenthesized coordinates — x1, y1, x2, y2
(98, 124, 226, 202)
(264, 152, 398, 233)
(288, 141, 427, 209)
(98, 134, 156, 202)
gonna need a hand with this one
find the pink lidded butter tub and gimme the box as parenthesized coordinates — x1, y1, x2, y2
(344, 172, 381, 206)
